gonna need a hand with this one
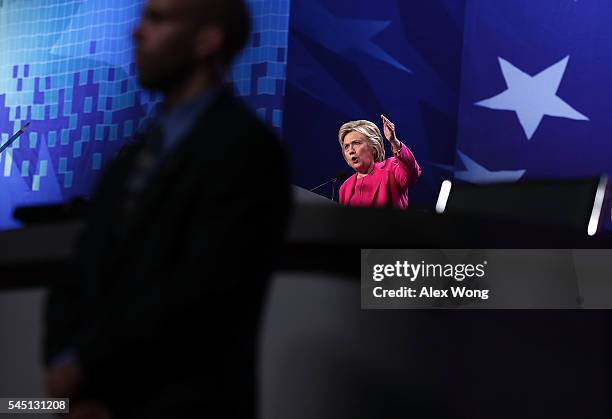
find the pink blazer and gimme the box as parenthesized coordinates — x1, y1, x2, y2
(339, 143, 421, 209)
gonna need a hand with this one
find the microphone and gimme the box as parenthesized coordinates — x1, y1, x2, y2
(0, 121, 31, 154)
(309, 171, 350, 201)
(309, 172, 350, 192)
(335, 171, 350, 182)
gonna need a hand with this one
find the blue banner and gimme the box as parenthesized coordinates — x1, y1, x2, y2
(457, 0, 612, 182)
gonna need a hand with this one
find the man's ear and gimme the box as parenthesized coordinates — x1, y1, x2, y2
(195, 25, 224, 60)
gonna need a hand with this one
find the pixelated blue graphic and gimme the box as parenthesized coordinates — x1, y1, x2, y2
(0, 0, 290, 229)
(0, 0, 155, 229)
(233, 0, 290, 131)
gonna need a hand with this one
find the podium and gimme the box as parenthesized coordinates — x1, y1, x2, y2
(292, 185, 337, 205)
(0, 197, 611, 419)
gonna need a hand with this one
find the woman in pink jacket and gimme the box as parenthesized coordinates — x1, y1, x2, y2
(338, 115, 421, 209)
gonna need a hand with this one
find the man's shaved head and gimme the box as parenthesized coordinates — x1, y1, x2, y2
(134, 0, 251, 94)
(188, 0, 251, 66)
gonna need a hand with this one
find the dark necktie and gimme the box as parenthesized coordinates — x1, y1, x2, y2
(120, 123, 164, 217)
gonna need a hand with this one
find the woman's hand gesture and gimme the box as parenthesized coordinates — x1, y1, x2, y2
(381, 114, 401, 149)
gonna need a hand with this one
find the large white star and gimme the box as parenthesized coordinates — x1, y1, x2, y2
(475, 56, 589, 140)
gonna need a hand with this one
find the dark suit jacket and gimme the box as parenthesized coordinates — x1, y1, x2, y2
(44, 88, 291, 418)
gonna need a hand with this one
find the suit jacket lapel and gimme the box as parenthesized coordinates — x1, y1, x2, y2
(343, 168, 384, 206)
(114, 90, 230, 256)
(342, 174, 358, 204)
(369, 167, 383, 206)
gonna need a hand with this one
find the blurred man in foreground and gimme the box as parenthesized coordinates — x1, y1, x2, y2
(44, 0, 291, 417)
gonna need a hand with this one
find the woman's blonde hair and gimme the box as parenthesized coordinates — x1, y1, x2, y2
(338, 120, 385, 163)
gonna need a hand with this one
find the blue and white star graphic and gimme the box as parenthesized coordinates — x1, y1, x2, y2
(454, 151, 525, 183)
(294, 0, 411, 73)
(432, 151, 526, 183)
(475, 56, 589, 140)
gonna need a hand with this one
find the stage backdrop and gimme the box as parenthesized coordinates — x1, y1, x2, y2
(0, 0, 290, 229)
(284, 0, 612, 228)
(2, 0, 611, 229)
(457, 0, 612, 182)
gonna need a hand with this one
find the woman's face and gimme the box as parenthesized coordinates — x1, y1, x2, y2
(343, 131, 375, 174)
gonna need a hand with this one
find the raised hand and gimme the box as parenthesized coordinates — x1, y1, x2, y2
(381, 114, 401, 150)
(381, 114, 397, 143)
